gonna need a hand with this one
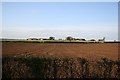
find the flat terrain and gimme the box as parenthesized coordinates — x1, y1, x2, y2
(2, 42, 119, 61)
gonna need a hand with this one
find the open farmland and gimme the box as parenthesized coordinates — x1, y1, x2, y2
(2, 42, 119, 61)
(2, 42, 120, 78)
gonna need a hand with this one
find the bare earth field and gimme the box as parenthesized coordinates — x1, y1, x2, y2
(2, 42, 120, 78)
(2, 42, 119, 61)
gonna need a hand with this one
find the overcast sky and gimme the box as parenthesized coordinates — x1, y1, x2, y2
(2, 2, 118, 40)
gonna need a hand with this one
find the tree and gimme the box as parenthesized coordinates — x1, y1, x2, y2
(66, 36, 73, 41)
(49, 37, 55, 40)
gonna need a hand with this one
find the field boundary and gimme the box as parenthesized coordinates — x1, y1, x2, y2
(1, 40, 120, 43)
(2, 56, 120, 78)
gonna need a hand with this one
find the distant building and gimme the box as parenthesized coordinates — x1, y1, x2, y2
(74, 38, 80, 41)
(98, 37, 105, 43)
(27, 38, 50, 40)
(90, 39, 96, 41)
(27, 38, 38, 40)
(80, 39, 86, 41)
(42, 38, 49, 40)
(58, 39, 62, 40)
(38, 38, 43, 40)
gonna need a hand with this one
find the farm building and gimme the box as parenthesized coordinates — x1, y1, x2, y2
(79, 39, 86, 41)
(27, 38, 38, 40)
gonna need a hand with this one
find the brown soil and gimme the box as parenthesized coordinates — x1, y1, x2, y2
(2, 42, 119, 61)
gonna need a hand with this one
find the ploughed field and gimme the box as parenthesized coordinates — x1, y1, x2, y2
(2, 42, 120, 78)
(2, 42, 119, 61)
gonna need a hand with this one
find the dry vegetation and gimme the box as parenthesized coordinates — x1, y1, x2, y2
(2, 42, 120, 79)
(2, 56, 120, 78)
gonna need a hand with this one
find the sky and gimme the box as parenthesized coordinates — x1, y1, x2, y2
(1, 0, 119, 2)
(2, 2, 118, 40)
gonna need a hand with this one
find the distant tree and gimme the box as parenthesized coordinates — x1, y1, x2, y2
(49, 37, 55, 40)
(66, 36, 73, 41)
